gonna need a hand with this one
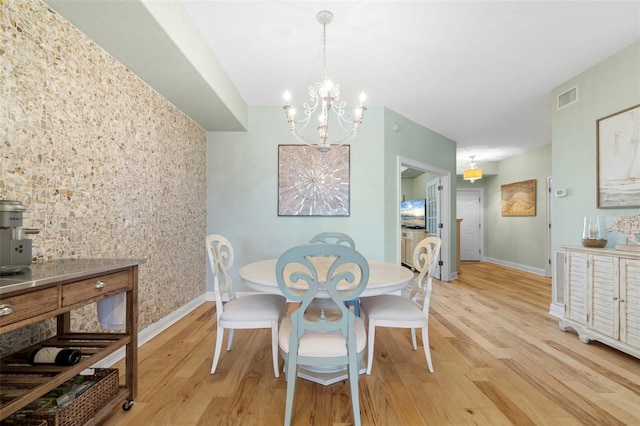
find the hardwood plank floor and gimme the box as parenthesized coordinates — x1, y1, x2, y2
(98, 262, 640, 425)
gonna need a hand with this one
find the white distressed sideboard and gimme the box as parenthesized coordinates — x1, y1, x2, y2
(559, 246, 640, 359)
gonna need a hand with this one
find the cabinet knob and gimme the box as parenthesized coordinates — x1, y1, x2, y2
(0, 304, 14, 316)
(613, 297, 618, 301)
(94, 280, 107, 289)
(620, 299, 625, 303)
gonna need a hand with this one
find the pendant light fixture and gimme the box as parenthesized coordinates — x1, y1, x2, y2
(463, 156, 483, 183)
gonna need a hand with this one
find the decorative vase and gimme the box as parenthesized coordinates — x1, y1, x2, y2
(582, 216, 607, 248)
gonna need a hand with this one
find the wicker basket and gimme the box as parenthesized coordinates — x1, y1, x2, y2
(13, 368, 119, 426)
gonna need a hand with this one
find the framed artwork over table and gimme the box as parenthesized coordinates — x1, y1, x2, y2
(501, 179, 537, 216)
(278, 144, 350, 216)
(597, 104, 640, 208)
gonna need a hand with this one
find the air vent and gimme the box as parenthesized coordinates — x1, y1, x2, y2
(557, 86, 578, 110)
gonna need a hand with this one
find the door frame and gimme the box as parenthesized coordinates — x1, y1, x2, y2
(397, 156, 452, 281)
(426, 176, 442, 279)
(546, 176, 553, 277)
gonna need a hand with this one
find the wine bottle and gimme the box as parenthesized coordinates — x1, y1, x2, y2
(28, 347, 82, 366)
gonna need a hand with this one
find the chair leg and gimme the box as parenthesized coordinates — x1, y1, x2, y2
(226, 328, 235, 351)
(211, 325, 224, 374)
(344, 299, 360, 316)
(421, 326, 434, 373)
(271, 321, 280, 378)
(348, 356, 361, 426)
(411, 328, 417, 350)
(284, 355, 298, 426)
(283, 358, 288, 381)
(366, 321, 376, 375)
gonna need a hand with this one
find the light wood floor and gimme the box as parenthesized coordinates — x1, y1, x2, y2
(99, 262, 640, 425)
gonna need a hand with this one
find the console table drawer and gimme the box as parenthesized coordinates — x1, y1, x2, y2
(0, 287, 58, 327)
(62, 270, 131, 307)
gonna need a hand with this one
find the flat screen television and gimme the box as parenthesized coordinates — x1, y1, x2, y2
(400, 199, 426, 229)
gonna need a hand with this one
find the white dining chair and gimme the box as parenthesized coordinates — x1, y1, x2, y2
(276, 243, 369, 426)
(206, 234, 287, 377)
(360, 236, 441, 375)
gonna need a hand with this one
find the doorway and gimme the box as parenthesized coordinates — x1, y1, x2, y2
(397, 156, 452, 281)
(456, 189, 483, 261)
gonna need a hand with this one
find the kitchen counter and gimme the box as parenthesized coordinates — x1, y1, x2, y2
(0, 259, 141, 295)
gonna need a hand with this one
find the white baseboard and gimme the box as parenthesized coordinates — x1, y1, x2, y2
(549, 303, 564, 319)
(483, 257, 546, 277)
(92, 294, 208, 368)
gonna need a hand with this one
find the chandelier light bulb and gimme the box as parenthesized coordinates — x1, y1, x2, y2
(283, 90, 291, 102)
(324, 79, 334, 92)
(359, 92, 366, 106)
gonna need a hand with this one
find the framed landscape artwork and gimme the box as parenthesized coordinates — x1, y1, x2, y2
(597, 104, 640, 208)
(278, 144, 350, 216)
(501, 179, 536, 216)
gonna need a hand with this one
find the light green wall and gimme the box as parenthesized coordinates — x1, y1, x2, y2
(552, 41, 640, 251)
(401, 178, 414, 201)
(402, 173, 438, 201)
(383, 108, 457, 268)
(457, 176, 487, 190)
(485, 144, 551, 270)
(207, 106, 457, 290)
(455, 145, 551, 272)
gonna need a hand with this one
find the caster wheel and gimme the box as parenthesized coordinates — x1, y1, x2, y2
(122, 400, 135, 411)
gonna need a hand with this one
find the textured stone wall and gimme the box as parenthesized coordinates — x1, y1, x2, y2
(1, 0, 207, 354)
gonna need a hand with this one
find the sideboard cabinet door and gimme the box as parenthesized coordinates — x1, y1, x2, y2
(589, 254, 619, 339)
(620, 258, 640, 348)
(565, 251, 588, 326)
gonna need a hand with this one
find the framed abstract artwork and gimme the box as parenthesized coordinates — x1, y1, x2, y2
(501, 179, 536, 216)
(597, 104, 640, 208)
(278, 144, 350, 216)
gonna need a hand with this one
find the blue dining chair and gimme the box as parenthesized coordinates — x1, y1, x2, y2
(309, 232, 360, 315)
(309, 232, 356, 249)
(276, 243, 369, 426)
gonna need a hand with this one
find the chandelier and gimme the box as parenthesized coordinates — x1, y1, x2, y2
(463, 156, 483, 183)
(283, 10, 366, 153)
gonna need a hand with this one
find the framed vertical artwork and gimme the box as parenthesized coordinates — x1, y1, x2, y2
(501, 179, 536, 216)
(278, 144, 350, 216)
(597, 104, 640, 208)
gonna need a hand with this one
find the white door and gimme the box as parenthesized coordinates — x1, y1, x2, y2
(457, 189, 482, 261)
(426, 177, 441, 278)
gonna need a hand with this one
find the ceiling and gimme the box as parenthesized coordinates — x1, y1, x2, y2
(44, 1, 640, 165)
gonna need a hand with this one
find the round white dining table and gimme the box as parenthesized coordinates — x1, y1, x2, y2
(239, 257, 413, 386)
(239, 258, 413, 297)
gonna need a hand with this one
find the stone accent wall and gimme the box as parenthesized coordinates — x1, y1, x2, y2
(0, 0, 207, 354)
